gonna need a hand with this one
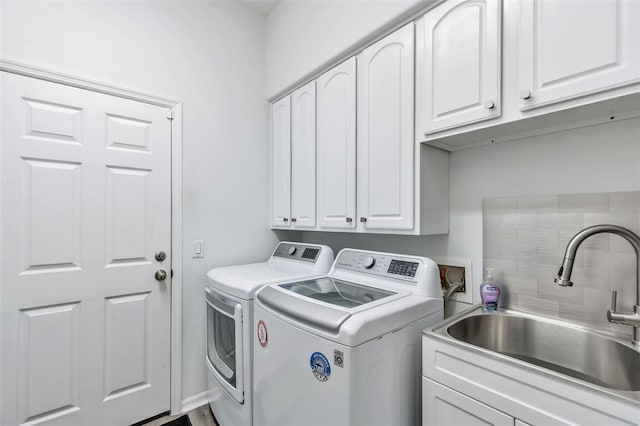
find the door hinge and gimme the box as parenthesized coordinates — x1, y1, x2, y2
(167, 109, 174, 121)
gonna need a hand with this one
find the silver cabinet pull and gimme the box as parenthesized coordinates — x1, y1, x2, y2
(346, 217, 353, 223)
(520, 90, 532, 100)
(291, 218, 297, 222)
(282, 217, 289, 222)
(484, 100, 495, 109)
(155, 269, 167, 281)
(360, 217, 367, 223)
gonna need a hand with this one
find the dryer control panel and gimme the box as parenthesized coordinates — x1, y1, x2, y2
(334, 250, 423, 283)
(272, 243, 323, 263)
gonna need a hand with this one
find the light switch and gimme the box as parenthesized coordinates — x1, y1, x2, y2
(193, 240, 204, 258)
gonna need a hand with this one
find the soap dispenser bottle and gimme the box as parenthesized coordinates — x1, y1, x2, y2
(480, 268, 500, 312)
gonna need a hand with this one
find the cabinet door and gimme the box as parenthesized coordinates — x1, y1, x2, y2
(271, 96, 291, 228)
(418, 0, 501, 135)
(358, 23, 414, 230)
(290, 81, 317, 229)
(423, 378, 514, 426)
(518, 0, 640, 110)
(317, 58, 357, 229)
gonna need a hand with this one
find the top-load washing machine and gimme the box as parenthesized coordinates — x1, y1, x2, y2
(252, 248, 444, 426)
(205, 241, 334, 426)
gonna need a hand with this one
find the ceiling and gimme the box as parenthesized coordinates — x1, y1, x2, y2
(235, 0, 281, 17)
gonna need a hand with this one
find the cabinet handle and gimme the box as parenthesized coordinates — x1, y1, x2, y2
(520, 90, 532, 100)
(291, 218, 297, 222)
(484, 100, 495, 110)
(360, 217, 367, 223)
(282, 217, 289, 222)
(345, 217, 353, 223)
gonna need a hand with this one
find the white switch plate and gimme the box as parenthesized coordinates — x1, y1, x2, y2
(193, 240, 204, 258)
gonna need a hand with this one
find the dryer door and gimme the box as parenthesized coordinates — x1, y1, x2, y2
(205, 286, 244, 403)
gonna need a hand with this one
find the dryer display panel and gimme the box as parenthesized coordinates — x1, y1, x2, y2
(280, 278, 395, 308)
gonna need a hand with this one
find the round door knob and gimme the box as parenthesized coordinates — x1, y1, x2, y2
(155, 251, 167, 262)
(484, 100, 495, 110)
(155, 269, 167, 281)
(363, 256, 376, 269)
(520, 90, 532, 100)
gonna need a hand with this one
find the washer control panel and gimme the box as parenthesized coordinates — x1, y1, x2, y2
(273, 243, 322, 263)
(334, 250, 421, 282)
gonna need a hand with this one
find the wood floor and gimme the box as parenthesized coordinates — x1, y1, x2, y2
(140, 404, 218, 426)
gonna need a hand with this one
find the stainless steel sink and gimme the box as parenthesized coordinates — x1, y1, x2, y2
(446, 313, 640, 391)
(427, 307, 640, 400)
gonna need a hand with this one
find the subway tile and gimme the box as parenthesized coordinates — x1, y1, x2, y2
(559, 302, 609, 331)
(483, 197, 517, 214)
(499, 212, 537, 231)
(485, 229, 517, 246)
(483, 258, 518, 278)
(566, 265, 610, 289)
(516, 295, 560, 318)
(609, 191, 640, 214)
(611, 233, 639, 252)
(583, 287, 614, 310)
(517, 195, 558, 213)
(537, 247, 583, 268)
(483, 242, 501, 259)
(517, 229, 559, 247)
(538, 281, 584, 304)
(483, 211, 500, 230)
(582, 248, 635, 272)
(558, 193, 609, 213)
(499, 244, 537, 262)
(537, 212, 583, 231)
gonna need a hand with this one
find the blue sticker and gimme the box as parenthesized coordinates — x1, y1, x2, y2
(309, 352, 331, 382)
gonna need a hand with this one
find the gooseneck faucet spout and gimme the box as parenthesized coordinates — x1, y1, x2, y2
(555, 224, 640, 347)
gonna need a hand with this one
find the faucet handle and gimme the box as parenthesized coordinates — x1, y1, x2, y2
(610, 290, 618, 312)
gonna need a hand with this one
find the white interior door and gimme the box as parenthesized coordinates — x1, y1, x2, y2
(0, 72, 172, 426)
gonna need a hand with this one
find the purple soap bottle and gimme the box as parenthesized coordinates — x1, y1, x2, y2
(480, 268, 500, 312)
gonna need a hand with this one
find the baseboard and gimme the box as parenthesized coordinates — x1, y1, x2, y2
(181, 391, 210, 414)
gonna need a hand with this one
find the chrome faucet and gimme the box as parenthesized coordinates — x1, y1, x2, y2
(555, 224, 640, 347)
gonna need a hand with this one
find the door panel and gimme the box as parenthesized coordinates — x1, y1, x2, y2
(1, 71, 171, 426)
(358, 23, 415, 230)
(317, 58, 357, 229)
(518, 0, 640, 109)
(290, 81, 316, 228)
(271, 96, 291, 227)
(418, 0, 501, 134)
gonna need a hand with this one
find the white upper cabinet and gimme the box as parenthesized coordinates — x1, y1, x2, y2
(271, 96, 291, 228)
(290, 81, 317, 228)
(317, 57, 357, 229)
(518, 0, 640, 110)
(357, 23, 415, 230)
(417, 0, 502, 135)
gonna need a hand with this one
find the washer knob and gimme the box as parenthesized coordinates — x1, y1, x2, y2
(363, 256, 376, 269)
(287, 246, 297, 255)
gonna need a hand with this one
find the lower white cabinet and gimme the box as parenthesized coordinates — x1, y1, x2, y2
(423, 378, 513, 426)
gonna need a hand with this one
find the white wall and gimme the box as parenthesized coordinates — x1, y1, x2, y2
(265, 0, 428, 98)
(0, 0, 278, 403)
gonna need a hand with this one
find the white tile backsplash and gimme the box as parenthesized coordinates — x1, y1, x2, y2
(483, 191, 639, 338)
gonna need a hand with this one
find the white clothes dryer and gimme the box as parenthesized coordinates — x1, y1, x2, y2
(205, 242, 333, 426)
(252, 248, 444, 426)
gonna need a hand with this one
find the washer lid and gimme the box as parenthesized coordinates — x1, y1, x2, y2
(279, 277, 395, 308)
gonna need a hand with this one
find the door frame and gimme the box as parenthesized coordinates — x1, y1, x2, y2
(0, 58, 185, 416)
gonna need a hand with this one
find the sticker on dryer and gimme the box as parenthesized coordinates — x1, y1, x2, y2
(257, 320, 268, 347)
(310, 352, 331, 382)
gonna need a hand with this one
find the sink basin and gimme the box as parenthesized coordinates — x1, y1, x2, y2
(445, 312, 640, 392)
